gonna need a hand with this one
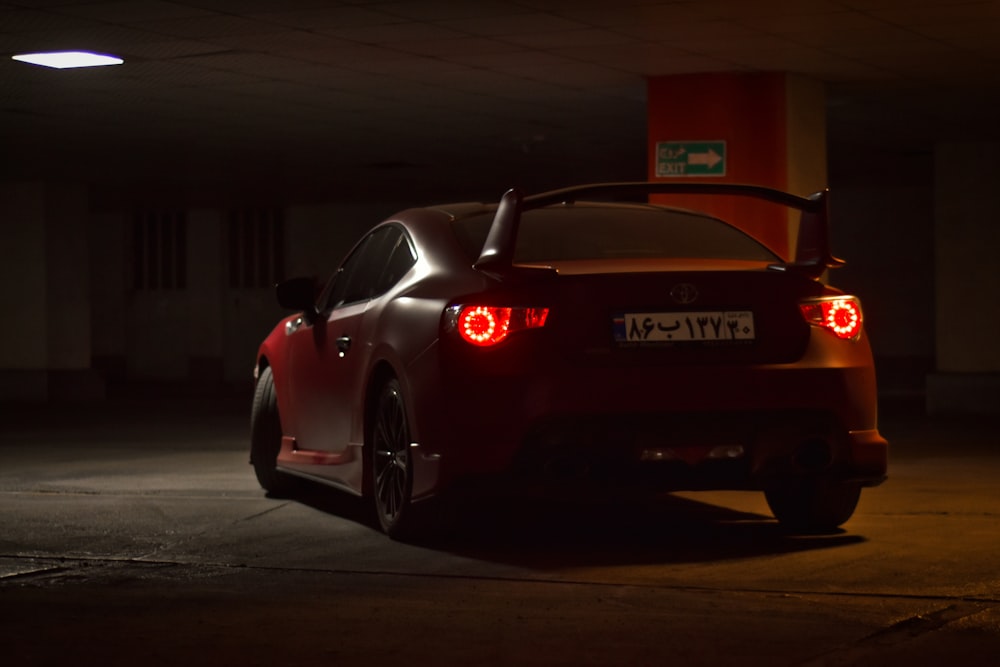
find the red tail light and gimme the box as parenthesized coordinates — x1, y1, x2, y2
(800, 297, 863, 340)
(450, 306, 549, 347)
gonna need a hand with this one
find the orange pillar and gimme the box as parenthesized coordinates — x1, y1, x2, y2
(647, 72, 827, 260)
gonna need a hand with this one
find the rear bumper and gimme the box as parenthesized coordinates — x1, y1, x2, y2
(504, 412, 886, 495)
(408, 335, 887, 498)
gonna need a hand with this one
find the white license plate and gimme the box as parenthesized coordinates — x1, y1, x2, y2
(614, 311, 755, 343)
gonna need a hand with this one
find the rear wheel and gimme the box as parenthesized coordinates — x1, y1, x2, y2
(371, 379, 418, 538)
(764, 480, 861, 532)
(250, 366, 294, 496)
(370, 378, 455, 541)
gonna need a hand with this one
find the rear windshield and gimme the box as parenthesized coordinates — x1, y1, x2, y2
(452, 205, 780, 263)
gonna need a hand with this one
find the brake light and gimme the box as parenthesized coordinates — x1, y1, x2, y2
(452, 306, 549, 347)
(800, 297, 863, 340)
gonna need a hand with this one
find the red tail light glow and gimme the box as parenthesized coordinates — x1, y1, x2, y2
(454, 306, 549, 347)
(800, 297, 863, 340)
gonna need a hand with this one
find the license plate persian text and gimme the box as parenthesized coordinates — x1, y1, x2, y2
(614, 311, 755, 343)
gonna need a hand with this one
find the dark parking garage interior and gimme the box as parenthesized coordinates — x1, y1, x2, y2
(2, 2, 999, 665)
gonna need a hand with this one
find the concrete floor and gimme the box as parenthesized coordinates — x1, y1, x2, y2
(1, 398, 998, 666)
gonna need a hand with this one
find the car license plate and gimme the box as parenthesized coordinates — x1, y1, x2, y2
(613, 311, 755, 343)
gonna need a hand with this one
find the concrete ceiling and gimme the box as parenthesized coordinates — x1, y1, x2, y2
(2, 0, 999, 198)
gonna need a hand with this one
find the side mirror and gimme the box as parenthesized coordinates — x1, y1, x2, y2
(276, 277, 319, 317)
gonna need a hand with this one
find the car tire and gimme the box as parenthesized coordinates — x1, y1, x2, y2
(371, 378, 431, 540)
(764, 480, 861, 532)
(250, 366, 295, 497)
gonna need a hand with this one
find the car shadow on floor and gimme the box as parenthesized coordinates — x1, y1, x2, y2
(436, 495, 865, 570)
(288, 481, 866, 570)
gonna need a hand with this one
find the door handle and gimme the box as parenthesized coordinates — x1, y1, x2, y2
(335, 336, 352, 358)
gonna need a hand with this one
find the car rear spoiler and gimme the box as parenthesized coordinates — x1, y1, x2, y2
(473, 182, 843, 279)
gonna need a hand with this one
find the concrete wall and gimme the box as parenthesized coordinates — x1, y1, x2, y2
(927, 142, 1000, 413)
(0, 182, 102, 401)
(0, 183, 48, 399)
(90, 212, 127, 377)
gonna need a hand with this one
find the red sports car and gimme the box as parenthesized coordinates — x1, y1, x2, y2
(251, 182, 888, 539)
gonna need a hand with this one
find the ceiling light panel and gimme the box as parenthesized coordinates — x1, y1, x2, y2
(12, 51, 124, 69)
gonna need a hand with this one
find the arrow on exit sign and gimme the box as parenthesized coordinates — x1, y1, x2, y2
(656, 141, 726, 177)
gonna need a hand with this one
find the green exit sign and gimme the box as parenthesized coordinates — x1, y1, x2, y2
(656, 141, 726, 177)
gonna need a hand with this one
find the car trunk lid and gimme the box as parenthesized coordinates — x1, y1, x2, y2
(514, 260, 822, 366)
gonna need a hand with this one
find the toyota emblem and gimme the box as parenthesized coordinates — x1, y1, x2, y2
(670, 283, 699, 304)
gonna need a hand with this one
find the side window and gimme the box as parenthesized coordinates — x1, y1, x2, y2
(373, 232, 416, 296)
(321, 231, 381, 311)
(318, 225, 415, 312)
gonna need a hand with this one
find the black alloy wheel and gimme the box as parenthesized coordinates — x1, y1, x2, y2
(372, 379, 415, 538)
